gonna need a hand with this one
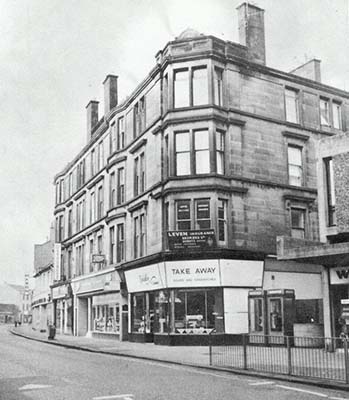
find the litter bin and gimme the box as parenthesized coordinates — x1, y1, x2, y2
(48, 325, 56, 340)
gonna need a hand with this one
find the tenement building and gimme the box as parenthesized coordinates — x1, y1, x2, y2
(32, 229, 54, 332)
(52, 3, 349, 344)
(278, 132, 349, 340)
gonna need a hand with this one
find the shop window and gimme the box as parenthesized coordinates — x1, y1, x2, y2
(132, 293, 146, 332)
(176, 200, 191, 230)
(93, 303, 120, 333)
(218, 199, 227, 242)
(116, 117, 124, 150)
(154, 290, 169, 333)
(116, 223, 125, 263)
(324, 157, 336, 226)
(109, 227, 115, 264)
(285, 88, 299, 123)
(295, 299, 323, 324)
(194, 129, 210, 174)
(216, 130, 225, 175)
(195, 199, 210, 229)
(291, 207, 306, 239)
(175, 131, 190, 176)
(332, 102, 342, 130)
(173, 288, 224, 333)
(214, 67, 223, 106)
(250, 298, 264, 333)
(320, 97, 330, 126)
(269, 298, 282, 332)
(287, 145, 303, 186)
(110, 172, 116, 209)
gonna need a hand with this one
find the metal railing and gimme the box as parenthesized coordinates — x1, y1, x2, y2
(209, 334, 349, 383)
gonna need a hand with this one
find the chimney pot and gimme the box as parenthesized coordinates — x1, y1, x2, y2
(86, 100, 99, 142)
(237, 2, 266, 65)
(103, 74, 118, 115)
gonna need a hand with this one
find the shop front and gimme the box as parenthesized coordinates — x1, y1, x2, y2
(31, 297, 52, 332)
(52, 283, 73, 335)
(71, 269, 127, 339)
(125, 259, 264, 345)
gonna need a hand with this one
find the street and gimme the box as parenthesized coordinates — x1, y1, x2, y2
(1, 325, 349, 400)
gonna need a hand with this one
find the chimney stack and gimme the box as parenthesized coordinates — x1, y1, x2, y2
(289, 59, 322, 83)
(237, 2, 266, 65)
(103, 74, 118, 115)
(86, 100, 99, 142)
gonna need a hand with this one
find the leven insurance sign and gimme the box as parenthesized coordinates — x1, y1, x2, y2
(330, 267, 349, 284)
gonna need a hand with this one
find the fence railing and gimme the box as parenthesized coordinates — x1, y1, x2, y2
(209, 334, 349, 383)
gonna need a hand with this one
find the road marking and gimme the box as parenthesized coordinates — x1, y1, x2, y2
(249, 381, 274, 386)
(329, 397, 349, 400)
(92, 396, 133, 400)
(19, 384, 53, 391)
(276, 385, 328, 398)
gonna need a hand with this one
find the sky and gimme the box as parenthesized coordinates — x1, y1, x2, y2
(0, 0, 348, 286)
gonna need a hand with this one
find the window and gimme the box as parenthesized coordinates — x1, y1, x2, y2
(91, 149, 96, 177)
(324, 158, 336, 226)
(134, 97, 145, 137)
(174, 69, 189, 108)
(288, 145, 303, 186)
(291, 208, 306, 239)
(76, 243, 85, 276)
(285, 88, 299, 123)
(134, 153, 145, 196)
(98, 142, 104, 171)
(320, 98, 330, 126)
(109, 227, 115, 264)
(216, 130, 225, 175)
(218, 199, 227, 242)
(140, 213, 146, 257)
(134, 216, 139, 258)
(110, 172, 116, 209)
(163, 74, 168, 112)
(89, 239, 94, 272)
(97, 186, 104, 219)
(77, 160, 85, 189)
(117, 223, 125, 263)
(97, 235, 103, 254)
(192, 67, 208, 105)
(68, 172, 72, 198)
(68, 209, 72, 237)
(117, 167, 125, 204)
(175, 132, 190, 176)
(214, 67, 223, 106)
(90, 192, 95, 224)
(195, 199, 210, 229)
(110, 123, 116, 154)
(56, 215, 64, 242)
(117, 117, 125, 150)
(194, 130, 210, 174)
(176, 200, 191, 230)
(174, 66, 208, 108)
(67, 249, 72, 279)
(333, 102, 342, 130)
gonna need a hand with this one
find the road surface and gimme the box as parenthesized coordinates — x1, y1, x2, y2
(1, 324, 349, 400)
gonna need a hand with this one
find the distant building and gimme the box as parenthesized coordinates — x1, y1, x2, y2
(0, 279, 32, 324)
(32, 229, 54, 331)
(52, 3, 349, 343)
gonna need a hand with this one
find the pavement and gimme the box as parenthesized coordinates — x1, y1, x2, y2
(9, 324, 349, 392)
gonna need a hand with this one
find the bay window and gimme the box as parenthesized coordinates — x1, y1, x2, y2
(214, 67, 223, 106)
(216, 130, 225, 174)
(192, 67, 208, 105)
(174, 65, 208, 108)
(175, 132, 190, 176)
(195, 199, 211, 229)
(194, 130, 210, 174)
